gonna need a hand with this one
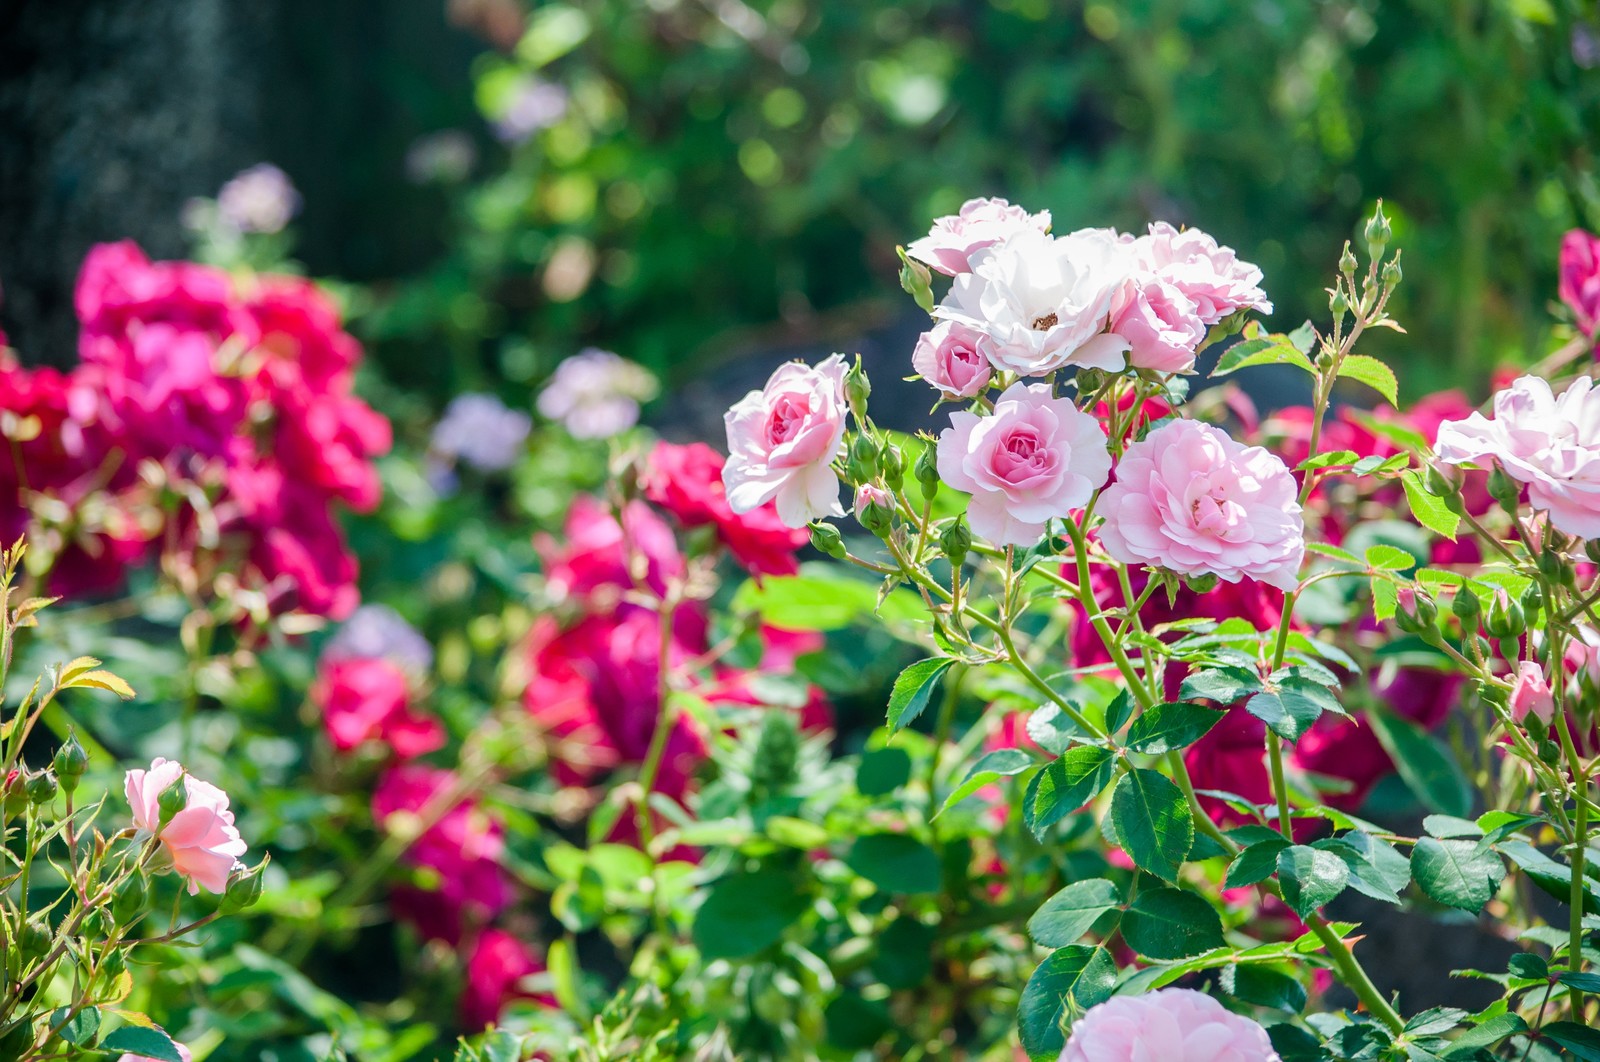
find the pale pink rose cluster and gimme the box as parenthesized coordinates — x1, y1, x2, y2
(1060, 989, 1280, 1062)
(906, 201, 1271, 390)
(1436, 375, 1600, 539)
(125, 758, 248, 895)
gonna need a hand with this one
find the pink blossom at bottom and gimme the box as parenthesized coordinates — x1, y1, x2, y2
(1060, 988, 1279, 1062)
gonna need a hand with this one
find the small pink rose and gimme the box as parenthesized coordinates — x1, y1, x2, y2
(911, 321, 993, 398)
(1509, 661, 1555, 725)
(1061, 988, 1280, 1061)
(936, 381, 1112, 546)
(723, 355, 849, 527)
(124, 758, 247, 896)
(1559, 229, 1600, 341)
(1110, 273, 1207, 373)
(1131, 222, 1272, 325)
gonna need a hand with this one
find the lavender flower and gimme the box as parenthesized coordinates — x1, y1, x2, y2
(216, 164, 301, 235)
(405, 130, 478, 184)
(536, 349, 658, 439)
(323, 605, 434, 675)
(491, 76, 569, 143)
(431, 393, 532, 472)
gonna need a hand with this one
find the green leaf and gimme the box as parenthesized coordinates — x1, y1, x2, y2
(1325, 832, 1410, 904)
(1125, 702, 1225, 754)
(100, 1027, 183, 1062)
(1543, 1021, 1600, 1061)
(846, 833, 942, 894)
(732, 566, 921, 630)
(871, 917, 936, 989)
(1110, 769, 1194, 883)
(1364, 544, 1415, 571)
(49, 1006, 100, 1046)
(1411, 837, 1505, 912)
(937, 748, 1035, 817)
(1277, 845, 1350, 917)
(1026, 746, 1116, 839)
(691, 866, 811, 959)
(1121, 887, 1225, 960)
(1440, 1013, 1526, 1058)
(1213, 334, 1317, 377)
(1422, 814, 1482, 839)
(1179, 666, 1263, 704)
(1403, 1007, 1468, 1036)
(1027, 879, 1121, 948)
(1556, 970, 1600, 992)
(1299, 449, 1360, 471)
(1222, 965, 1307, 1013)
(1246, 676, 1340, 740)
(1226, 838, 1290, 888)
(1365, 704, 1471, 815)
(1337, 354, 1399, 405)
(1400, 470, 1460, 541)
(1017, 946, 1117, 1059)
(886, 658, 955, 732)
(857, 747, 912, 796)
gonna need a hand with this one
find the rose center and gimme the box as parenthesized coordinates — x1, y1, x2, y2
(1030, 312, 1059, 331)
(766, 395, 811, 445)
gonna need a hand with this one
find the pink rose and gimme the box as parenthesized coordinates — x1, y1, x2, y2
(1060, 988, 1280, 1062)
(538, 495, 685, 605)
(311, 656, 445, 759)
(936, 382, 1112, 546)
(460, 929, 554, 1030)
(906, 196, 1052, 276)
(1436, 375, 1600, 538)
(911, 321, 993, 398)
(723, 354, 849, 527)
(1560, 229, 1600, 340)
(124, 758, 248, 895)
(934, 228, 1131, 376)
(1509, 661, 1555, 725)
(1110, 273, 1207, 373)
(1131, 222, 1272, 325)
(1098, 420, 1304, 591)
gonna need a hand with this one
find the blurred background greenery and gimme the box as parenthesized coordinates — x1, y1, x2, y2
(4, 0, 1598, 404)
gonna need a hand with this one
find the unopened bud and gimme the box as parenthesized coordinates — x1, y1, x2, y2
(18, 919, 51, 962)
(1185, 573, 1220, 595)
(98, 947, 126, 982)
(112, 872, 147, 924)
(809, 522, 847, 559)
(1451, 585, 1481, 625)
(1484, 589, 1525, 639)
(1329, 287, 1349, 319)
(845, 433, 879, 485)
(1339, 241, 1358, 280)
(52, 731, 88, 793)
(220, 860, 266, 914)
(156, 774, 189, 827)
(23, 770, 56, 807)
(1364, 201, 1391, 256)
(1520, 583, 1543, 616)
(1394, 585, 1437, 633)
(898, 251, 935, 314)
(914, 445, 939, 500)
(878, 443, 904, 491)
(1381, 257, 1402, 291)
(854, 485, 894, 538)
(1487, 465, 1520, 514)
(1425, 465, 1466, 515)
(1587, 538, 1600, 566)
(844, 356, 871, 418)
(939, 520, 972, 567)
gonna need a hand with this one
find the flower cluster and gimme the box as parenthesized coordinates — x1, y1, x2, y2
(0, 242, 389, 618)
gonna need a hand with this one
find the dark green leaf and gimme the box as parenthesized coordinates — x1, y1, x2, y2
(1110, 769, 1193, 883)
(1126, 702, 1225, 754)
(1222, 965, 1306, 1013)
(1027, 746, 1116, 840)
(1277, 844, 1350, 917)
(1323, 832, 1409, 904)
(1121, 887, 1225, 960)
(886, 658, 955, 732)
(692, 866, 811, 959)
(49, 1007, 100, 1046)
(1403, 1007, 1468, 1036)
(1246, 676, 1341, 740)
(1543, 1021, 1600, 1061)
(1017, 947, 1117, 1059)
(846, 833, 941, 894)
(857, 746, 912, 796)
(1027, 879, 1121, 948)
(936, 748, 1034, 817)
(1366, 704, 1472, 816)
(1103, 689, 1136, 736)
(1557, 970, 1600, 992)
(100, 1028, 182, 1062)
(1422, 814, 1482, 839)
(1411, 837, 1504, 912)
(870, 917, 935, 989)
(1440, 1013, 1526, 1058)
(1225, 838, 1290, 888)
(1179, 666, 1262, 704)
